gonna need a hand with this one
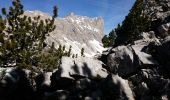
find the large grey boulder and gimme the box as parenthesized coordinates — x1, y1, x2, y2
(107, 46, 137, 76)
(101, 74, 134, 100)
(132, 44, 159, 66)
(131, 33, 160, 67)
(55, 57, 108, 80)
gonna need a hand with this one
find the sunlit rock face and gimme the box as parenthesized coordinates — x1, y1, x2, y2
(24, 11, 105, 57)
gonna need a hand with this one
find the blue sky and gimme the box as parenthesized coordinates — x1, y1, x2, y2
(0, 0, 135, 34)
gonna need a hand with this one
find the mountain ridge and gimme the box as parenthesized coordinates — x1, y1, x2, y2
(24, 11, 105, 57)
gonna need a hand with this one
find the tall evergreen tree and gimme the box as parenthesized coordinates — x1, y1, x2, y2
(81, 48, 85, 57)
(102, 30, 116, 47)
(115, 0, 151, 45)
(102, 35, 109, 47)
(0, 0, 57, 69)
(36, 43, 70, 72)
(108, 30, 116, 46)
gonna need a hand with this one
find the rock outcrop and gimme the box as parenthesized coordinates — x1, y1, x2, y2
(107, 46, 136, 76)
(55, 57, 108, 80)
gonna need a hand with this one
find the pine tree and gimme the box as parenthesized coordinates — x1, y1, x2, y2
(81, 48, 85, 57)
(36, 43, 70, 72)
(108, 30, 116, 46)
(72, 54, 75, 58)
(115, 0, 151, 45)
(102, 35, 109, 47)
(67, 46, 72, 57)
(0, 0, 57, 69)
(102, 30, 116, 47)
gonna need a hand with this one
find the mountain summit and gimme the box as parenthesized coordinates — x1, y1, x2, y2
(24, 11, 105, 57)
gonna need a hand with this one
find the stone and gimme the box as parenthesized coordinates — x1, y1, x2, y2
(158, 22, 170, 37)
(98, 47, 112, 65)
(162, 36, 170, 43)
(141, 31, 156, 40)
(101, 74, 135, 100)
(55, 57, 108, 80)
(107, 46, 137, 76)
(132, 44, 159, 67)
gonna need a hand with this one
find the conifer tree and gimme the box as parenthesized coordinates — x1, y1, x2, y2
(81, 48, 85, 57)
(36, 43, 70, 72)
(115, 0, 151, 45)
(0, 0, 57, 69)
(102, 30, 116, 47)
(102, 35, 110, 47)
(72, 54, 75, 58)
(108, 30, 116, 46)
(67, 46, 72, 57)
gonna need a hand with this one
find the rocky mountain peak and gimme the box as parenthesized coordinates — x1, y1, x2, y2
(24, 11, 105, 57)
(24, 10, 51, 18)
(48, 14, 104, 57)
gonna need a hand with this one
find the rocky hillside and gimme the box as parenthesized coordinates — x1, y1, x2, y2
(143, 0, 170, 37)
(143, 0, 170, 21)
(24, 11, 105, 57)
